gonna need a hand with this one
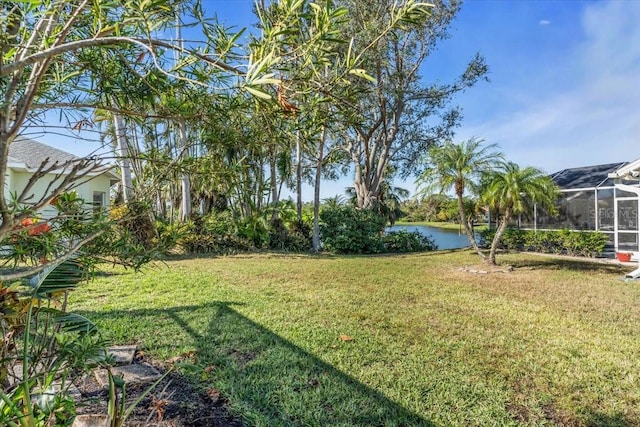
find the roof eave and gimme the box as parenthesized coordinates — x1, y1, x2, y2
(608, 158, 640, 180)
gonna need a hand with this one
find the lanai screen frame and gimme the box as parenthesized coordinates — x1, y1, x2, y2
(519, 186, 616, 247)
(517, 162, 639, 254)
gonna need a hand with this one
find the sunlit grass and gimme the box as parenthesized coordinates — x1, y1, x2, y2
(70, 251, 640, 426)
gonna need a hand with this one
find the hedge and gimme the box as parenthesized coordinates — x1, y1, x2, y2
(478, 228, 608, 258)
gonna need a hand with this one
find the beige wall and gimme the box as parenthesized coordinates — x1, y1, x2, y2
(6, 168, 113, 218)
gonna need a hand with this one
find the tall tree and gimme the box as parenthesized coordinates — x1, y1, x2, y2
(0, 0, 245, 272)
(250, 0, 434, 249)
(481, 161, 559, 265)
(416, 138, 502, 259)
(334, 0, 488, 209)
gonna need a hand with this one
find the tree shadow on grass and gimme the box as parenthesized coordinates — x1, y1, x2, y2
(513, 259, 632, 275)
(583, 410, 639, 427)
(79, 302, 435, 427)
(509, 256, 628, 274)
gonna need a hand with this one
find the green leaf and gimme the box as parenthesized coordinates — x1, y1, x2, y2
(348, 69, 376, 83)
(250, 74, 281, 86)
(54, 312, 98, 334)
(245, 86, 272, 100)
(48, 260, 85, 281)
(30, 260, 86, 296)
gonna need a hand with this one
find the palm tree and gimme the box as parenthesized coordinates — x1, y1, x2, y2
(416, 138, 502, 259)
(482, 161, 559, 265)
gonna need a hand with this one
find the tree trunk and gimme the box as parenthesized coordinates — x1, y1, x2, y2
(353, 167, 381, 210)
(488, 210, 511, 265)
(312, 127, 327, 252)
(456, 190, 485, 260)
(296, 131, 303, 221)
(156, 190, 166, 218)
(178, 120, 191, 222)
(113, 113, 133, 203)
(269, 153, 279, 221)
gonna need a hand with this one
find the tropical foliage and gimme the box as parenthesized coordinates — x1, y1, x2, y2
(0, 1, 451, 424)
(478, 228, 609, 258)
(319, 204, 436, 254)
(416, 138, 503, 259)
(0, 260, 109, 426)
(400, 194, 477, 223)
(0, 1, 607, 424)
(481, 161, 560, 264)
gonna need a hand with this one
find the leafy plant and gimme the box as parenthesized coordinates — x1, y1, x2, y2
(176, 212, 253, 254)
(268, 218, 313, 252)
(319, 205, 387, 254)
(479, 228, 608, 258)
(382, 230, 437, 253)
(106, 367, 171, 427)
(0, 261, 109, 427)
(237, 213, 271, 248)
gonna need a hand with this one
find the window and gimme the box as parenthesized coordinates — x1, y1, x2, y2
(93, 191, 105, 210)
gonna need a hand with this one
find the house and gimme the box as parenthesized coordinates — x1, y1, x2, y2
(608, 158, 640, 277)
(518, 160, 639, 266)
(6, 138, 119, 218)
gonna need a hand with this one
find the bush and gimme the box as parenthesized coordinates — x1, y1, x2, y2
(173, 211, 314, 254)
(319, 206, 437, 254)
(269, 218, 313, 252)
(175, 212, 253, 254)
(320, 205, 387, 254)
(382, 230, 438, 253)
(479, 228, 608, 258)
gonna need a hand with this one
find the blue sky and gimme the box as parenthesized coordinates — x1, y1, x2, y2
(40, 0, 640, 200)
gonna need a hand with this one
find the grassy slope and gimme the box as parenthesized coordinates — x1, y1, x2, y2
(70, 251, 640, 426)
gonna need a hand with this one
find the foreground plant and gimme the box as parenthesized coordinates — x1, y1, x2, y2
(106, 367, 171, 427)
(0, 260, 108, 427)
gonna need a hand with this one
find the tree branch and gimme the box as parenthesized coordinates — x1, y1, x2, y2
(0, 230, 104, 282)
(2, 37, 242, 76)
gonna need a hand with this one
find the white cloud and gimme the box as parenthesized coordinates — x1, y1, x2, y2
(461, 1, 640, 174)
(538, 19, 551, 25)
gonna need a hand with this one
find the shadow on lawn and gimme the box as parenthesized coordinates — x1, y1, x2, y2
(583, 410, 639, 427)
(510, 257, 628, 274)
(79, 302, 435, 426)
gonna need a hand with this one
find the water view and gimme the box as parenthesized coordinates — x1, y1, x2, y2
(388, 224, 473, 250)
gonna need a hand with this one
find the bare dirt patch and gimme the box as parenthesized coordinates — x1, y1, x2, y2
(74, 354, 243, 427)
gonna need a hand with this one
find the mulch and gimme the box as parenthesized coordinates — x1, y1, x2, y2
(73, 354, 244, 427)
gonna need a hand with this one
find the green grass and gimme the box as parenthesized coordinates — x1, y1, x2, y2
(70, 251, 640, 426)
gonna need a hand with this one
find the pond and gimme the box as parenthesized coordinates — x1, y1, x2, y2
(387, 224, 473, 250)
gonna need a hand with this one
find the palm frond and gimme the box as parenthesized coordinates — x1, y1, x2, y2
(28, 260, 86, 297)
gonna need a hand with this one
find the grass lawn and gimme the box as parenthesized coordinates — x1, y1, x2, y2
(69, 251, 640, 426)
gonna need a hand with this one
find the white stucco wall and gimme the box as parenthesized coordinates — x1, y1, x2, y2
(6, 168, 113, 218)
(5, 168, 13, 199)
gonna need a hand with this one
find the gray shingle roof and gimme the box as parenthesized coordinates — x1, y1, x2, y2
(8, 138, 81, 169)
(550, 162, 627, 189)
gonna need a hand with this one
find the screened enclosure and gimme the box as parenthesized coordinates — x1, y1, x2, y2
(516, 161, 640, 254)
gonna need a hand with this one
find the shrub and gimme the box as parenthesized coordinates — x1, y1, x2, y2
(176, 212, 253, 254)
(319, 205, 387, 254)
(382, 230, 438, 253)
(110, 201, 157, 249)
(269, 218, 313, 252)
(479, 228, 608, 258)
(1, 262, 110, 425)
